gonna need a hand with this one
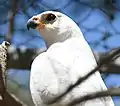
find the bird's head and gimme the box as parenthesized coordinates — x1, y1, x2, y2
(2, 41, 10, 48)
(27, 11, 81, 47)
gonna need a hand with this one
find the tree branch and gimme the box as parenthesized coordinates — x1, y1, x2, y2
(68, 87, 120, 106)
(5, 0, 17, 42)
(46, 48, 120, 104)
(6, 47, 120, 74)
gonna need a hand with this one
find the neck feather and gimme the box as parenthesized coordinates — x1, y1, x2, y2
(39, 26, 83, 48)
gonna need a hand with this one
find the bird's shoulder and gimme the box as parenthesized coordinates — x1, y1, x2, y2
(30, 44, 74, 105)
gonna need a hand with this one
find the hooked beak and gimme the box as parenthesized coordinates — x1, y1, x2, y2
(27, 19, 45, 30)
(27, 19, 39, 30)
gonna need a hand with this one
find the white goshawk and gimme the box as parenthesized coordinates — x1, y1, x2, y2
(27, 11, 114, 106)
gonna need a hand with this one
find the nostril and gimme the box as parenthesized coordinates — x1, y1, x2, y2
(33, 17, 38, 21)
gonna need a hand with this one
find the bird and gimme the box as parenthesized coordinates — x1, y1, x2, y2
(0, 41, 10, 86)
(27, 11, 114, 106)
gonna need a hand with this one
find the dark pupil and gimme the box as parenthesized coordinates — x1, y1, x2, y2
(46, 14, 56, 21)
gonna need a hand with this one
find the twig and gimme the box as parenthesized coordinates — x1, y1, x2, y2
(47, 48, 120, 104)
(68, 87, 120, 106)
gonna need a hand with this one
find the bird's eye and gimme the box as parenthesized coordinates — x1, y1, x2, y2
(45, 13, 56, 22)
(33, 17, 38, 21)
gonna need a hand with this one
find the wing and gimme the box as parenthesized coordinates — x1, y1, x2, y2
(30, 50, 72, 106)
(30, 37, 114, 106)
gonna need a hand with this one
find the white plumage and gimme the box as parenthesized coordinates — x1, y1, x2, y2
(27, 11, 114, 106)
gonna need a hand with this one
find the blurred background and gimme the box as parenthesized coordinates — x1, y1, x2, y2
(0, 0, 120, 106)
